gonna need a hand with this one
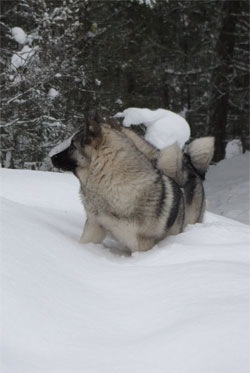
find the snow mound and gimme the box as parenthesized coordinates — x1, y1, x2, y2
(11, 27, 27, 44)
(205, 152, 250, 225)
(225, 139, 243, 159)
(115, 107, 190, 149)
(1, 168, 249, 373)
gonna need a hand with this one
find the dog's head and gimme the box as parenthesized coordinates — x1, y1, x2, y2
(50, 116, 102, 173)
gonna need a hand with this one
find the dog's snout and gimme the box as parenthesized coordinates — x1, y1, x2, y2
(50, 148, 77, 172)
(51, 153, 59, 160)
(51, 152, 63, 162)
(51, 153, 61, 168)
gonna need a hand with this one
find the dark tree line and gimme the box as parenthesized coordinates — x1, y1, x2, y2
(0, 0, 249, 169)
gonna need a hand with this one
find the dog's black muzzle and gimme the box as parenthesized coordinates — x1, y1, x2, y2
(51, 149, 76, 172)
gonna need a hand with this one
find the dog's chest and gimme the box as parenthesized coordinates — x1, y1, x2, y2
(80, 186, 111, 215)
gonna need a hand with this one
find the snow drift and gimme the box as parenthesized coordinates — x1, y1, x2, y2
(205, 152, 250, 225)
(1, 168, 249, 373)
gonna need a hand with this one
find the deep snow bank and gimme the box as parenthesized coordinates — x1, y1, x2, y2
(205, 152, 250, 224)
(0, 169, 249, 373)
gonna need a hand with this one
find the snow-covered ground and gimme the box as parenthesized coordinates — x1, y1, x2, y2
(0, 160, 249, 372)
(205, 152, 250, 225)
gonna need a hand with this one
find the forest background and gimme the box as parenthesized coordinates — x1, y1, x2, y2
(0, 0, 249, 169)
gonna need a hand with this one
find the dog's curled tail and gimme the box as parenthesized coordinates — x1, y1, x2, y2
(157, 137, 215, 185)
(185, 137, 215, 180)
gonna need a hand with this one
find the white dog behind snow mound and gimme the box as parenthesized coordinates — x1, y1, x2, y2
(115, 107, 191, 149)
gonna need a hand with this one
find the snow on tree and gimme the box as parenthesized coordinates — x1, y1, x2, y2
(0, 0, 248, 169)
(48, 88, 59, 100)
(10, 45, 38, 70)
(11, 27, 27, 45)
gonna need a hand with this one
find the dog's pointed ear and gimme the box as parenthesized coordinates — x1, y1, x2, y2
(83, 112, 102, 137)
(87, 116, 102, 138)
(74, 113, 102, 149)
(107, 116, 121, 130)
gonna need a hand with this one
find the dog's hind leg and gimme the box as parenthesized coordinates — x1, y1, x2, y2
(80, 215, 106, 244)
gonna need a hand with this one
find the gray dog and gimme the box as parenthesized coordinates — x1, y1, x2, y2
(51, 117, 185, 252)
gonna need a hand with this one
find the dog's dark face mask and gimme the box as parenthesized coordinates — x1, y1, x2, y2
(51, 142, 77, 172)
(50, 117, 102, 173)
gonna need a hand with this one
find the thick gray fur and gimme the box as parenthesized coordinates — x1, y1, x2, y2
(51, 120, 185, 252)
(121, 126, 214, 227)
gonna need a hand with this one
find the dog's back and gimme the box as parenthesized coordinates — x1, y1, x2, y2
(118, 124, 214, 227)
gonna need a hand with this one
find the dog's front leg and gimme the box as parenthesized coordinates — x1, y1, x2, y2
(80, 215, 106, 244)
(129, 236, 155, 253)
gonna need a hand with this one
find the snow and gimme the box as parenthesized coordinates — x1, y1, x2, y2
(205, 151, 250, 225)
(82, 77, 86, 87)
(1, 167, 249, 373)
(115, 108, 190, 149)
(138, 0, 156, 7)
(45, 121, 63, 128)
(225, 139, 243, 159)
(49, 134, 74, 158)
(10, 45, 37, 70)
(11, 27, 27, 44)
(48, 88, 59, 99)
(179, 106, 188, 119)
(4, 151, 12, 168)
(115, 98, 123, 105)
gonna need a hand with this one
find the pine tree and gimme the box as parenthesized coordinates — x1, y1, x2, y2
(0, 0, 249, 168)
(207, 0, 242, 161)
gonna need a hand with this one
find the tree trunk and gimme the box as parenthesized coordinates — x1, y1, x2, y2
(208, 0, 240, 162)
